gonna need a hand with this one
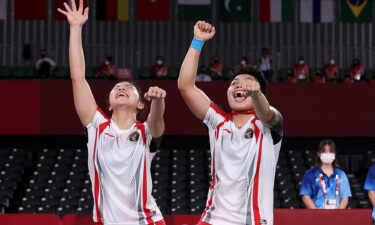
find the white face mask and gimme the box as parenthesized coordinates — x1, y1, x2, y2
(299, 60, 304, 65)
(320, 153, 335, 164)
(330, 60, 335, 64)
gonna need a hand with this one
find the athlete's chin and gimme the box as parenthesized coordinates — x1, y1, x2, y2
(228, 101, 253, 111)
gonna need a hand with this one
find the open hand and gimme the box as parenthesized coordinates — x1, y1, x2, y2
(144, 86, 167, 101)
(194, 21, 216, 41)
(57, 0, 88, 27)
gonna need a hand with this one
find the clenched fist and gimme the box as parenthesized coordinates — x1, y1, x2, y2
(194, 21, 216, 41)
(144, 86, 167, 101)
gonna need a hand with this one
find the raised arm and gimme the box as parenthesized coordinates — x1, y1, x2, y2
(145, 86, 166, 138)
(177, 21, 216, 120)
(58, 0, 96, 126)
(242, 81, 281, 129)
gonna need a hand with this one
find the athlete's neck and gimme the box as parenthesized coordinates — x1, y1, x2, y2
(321, 163, 334, 177)
(111, 110, 137, 130)
(231, 110, 256, 128)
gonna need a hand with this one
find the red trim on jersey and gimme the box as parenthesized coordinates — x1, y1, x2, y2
(231, 110, 256, 115)
(252, 134, 264, 225)
(210, 102, 227, 117)
(93, 128, 103, 224)
(93, 118, 110, 224)
(142, 157, 154, 224)
(97, 106, 109, 119)
(136, 121, 147, 145)
(251, 117, 261, 143)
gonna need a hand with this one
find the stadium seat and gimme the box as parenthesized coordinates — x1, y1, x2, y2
(0, 66, 12, 78)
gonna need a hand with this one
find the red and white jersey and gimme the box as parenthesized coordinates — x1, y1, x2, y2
(200, 103, 283, 225)
(86, 108, 163, 225)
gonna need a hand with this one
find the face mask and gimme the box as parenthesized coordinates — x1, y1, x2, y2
(241, 61, 246, 65)
(299, 60, 304, 65)
(330, 60, 335, 64)
(105, 61, 110, 65)
(157, 60, 163, 65)
(320, 153, 335, 164)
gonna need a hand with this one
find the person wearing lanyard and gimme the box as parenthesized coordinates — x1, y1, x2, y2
(364, 164, 375, 222)
(300, 139, 352, 209)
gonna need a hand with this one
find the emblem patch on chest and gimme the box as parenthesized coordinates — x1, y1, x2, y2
(244, 128, 254, 139)
(129, 131, 140, 142)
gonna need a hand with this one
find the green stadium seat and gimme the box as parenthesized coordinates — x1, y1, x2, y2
(168, 67, 179, 80)
(364, 69, 372, 81)
(222, 67, 231, 80)
(11, 66, 26, 78)
(0, 66, 12, 78)
(24, 66, 36, 78)
(137, 67, 151, 80)
(277, 68, 288, 82)
(85, 67, 97, 79)
(53, 67, 70, 79)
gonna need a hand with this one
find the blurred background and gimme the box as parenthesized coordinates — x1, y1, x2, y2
(0, 0, 374, 225)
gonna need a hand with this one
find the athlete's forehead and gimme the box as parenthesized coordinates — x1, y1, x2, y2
(112, 82, 134, 89)
(231, 74, 256, 84)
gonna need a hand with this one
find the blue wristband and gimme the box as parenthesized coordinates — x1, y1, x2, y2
(191, 38, 205, 52)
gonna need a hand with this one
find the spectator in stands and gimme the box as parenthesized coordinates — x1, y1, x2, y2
(312, 69, 326, 84)
(323, 58, 339, 83)
(300, 139, 351, 209)
(293, 56, 309, 83)
(35, 49, 56, 78)
(58, 2, 166, 224)
(151, 56, 168, 79)
(178, 21, 283, 225)
(284, 69, 297, 83)
(364, 165, 375, 223)
(350, 58, 364, 82)
(196, 65, 212, 82)
(209, 55, 223, 80)
(259, 47, 273, 82)
(235, 56, 249, 71)
(95, 56, 117, 79)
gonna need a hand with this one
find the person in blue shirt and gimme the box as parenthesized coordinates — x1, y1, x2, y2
(364, 164, 375, 222)
(300, 139, 352, 209)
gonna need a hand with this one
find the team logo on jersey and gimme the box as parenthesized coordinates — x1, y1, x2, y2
(244, 128, 254, 139)
(128, 131, 140, 142)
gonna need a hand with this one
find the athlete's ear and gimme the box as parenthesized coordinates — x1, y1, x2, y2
(137, 101, 144, 111)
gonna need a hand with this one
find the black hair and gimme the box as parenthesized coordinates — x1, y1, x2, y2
(315, 139, 340, 168)
(106, 56, 113, 62)
(231, 65, 268, 95)
(107, 81, 148, 121)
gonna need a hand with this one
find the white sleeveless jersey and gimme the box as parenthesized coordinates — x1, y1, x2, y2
(200, 103, 283, 225)
(86, 108, 163, 225)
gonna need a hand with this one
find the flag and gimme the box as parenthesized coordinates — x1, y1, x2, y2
(259, 0, 293, 22)
(55, 0, 90, 20)
(96, 0, 129, 21)
(341, 0, 372, 23)
(14, 0, 47, 20)
(177, 0, 211, 21)
(300, 0, 334, 23)
(218, 0, 251, 22)
(137, 0, 170, 21)
(0, 0, 6, 20)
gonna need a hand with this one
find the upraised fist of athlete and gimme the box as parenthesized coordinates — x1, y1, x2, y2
(194, 21, 216, 41)
(144, 86, 167, 101)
